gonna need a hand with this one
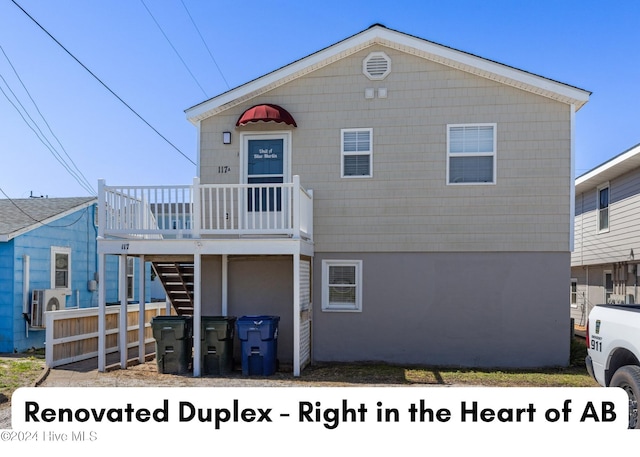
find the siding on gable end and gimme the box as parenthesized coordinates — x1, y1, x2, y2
(200, 46, 572, 253)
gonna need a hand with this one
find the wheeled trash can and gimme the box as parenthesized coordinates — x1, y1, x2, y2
(151, 315, 192, 374)
(236, 315, 280, 376)
(200, 316, 236, 375)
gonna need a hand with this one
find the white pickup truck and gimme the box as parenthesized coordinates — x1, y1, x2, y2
(586, 303, 640, 429)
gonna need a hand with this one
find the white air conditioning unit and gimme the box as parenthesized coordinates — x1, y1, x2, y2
(30, 289, 67, 328)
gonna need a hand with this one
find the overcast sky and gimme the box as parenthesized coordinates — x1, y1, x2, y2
(0, 0, 638, 198)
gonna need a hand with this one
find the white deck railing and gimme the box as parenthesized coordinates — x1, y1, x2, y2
(98, 176, 313, 240)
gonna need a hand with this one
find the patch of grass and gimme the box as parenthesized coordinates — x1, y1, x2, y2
(0, 355, 46, 402)
(300, 363, 598, 387)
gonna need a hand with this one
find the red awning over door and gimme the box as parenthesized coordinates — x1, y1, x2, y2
(236, 104, 297, 127)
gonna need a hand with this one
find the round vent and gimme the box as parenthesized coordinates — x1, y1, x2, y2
(363, 51, 391, 80)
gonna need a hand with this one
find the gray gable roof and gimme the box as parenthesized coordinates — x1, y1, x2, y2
(0, 197, 97, 241)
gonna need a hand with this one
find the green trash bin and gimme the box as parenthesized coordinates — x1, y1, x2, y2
(151, 316, 192, 374)
(201, 316, 236, 375)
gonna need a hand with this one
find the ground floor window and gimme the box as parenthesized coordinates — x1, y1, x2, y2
(51, 246, 71, 290)
(126, 257, 135, 301)
(322, 260, 362, 312)
(570, 278, 578, 307)
(604, 271, 613, 303)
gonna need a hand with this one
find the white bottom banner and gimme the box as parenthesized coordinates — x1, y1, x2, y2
(2, 386, 635, 454)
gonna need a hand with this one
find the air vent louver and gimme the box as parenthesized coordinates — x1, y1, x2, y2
(363, 52, 391, 80)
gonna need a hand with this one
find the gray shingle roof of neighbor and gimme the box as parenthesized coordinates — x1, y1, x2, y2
(0, 197, 97, 239)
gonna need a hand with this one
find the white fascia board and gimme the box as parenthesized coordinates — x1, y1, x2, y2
(185, 30, 377, 123)
(575, 143, 640, 193)
(380, 28, 590, 109)
(185, 25, 590, 124)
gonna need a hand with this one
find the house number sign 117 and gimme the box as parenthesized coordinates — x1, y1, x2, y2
(218, 166, 230, 173)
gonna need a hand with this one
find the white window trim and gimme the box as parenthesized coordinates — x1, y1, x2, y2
(341, 128, 373, 178)
(50, 246, 71, 293)
(570, 278, 578, 308)
(604, 270, 613, 304)
(322, 259, 363, 312)
(446, 123, 497, 185)
(126, 256, 135, 301)
(597, 182, 610, 234)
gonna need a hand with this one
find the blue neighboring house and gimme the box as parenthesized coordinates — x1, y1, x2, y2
(0, 197, 153, 353)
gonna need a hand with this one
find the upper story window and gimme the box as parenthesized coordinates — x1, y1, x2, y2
(447, 124, 496, 184)
(341, 128, 372, 178)
(597, 183, 609, 232)
(51, 246, 71, 290)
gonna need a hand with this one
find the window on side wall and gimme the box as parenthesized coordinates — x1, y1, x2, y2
(51, 246, 71, 290)
(126, 257, 135, 301)
(597, 183, 609, 233)
(604, 271, 613, 303)
(570, 278, 578, 308)
(341, 128, 372, 178)
(447, 124, 496, 184)
(322, 260, 362, 312)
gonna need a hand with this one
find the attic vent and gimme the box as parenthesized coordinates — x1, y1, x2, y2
(363, 52, 391, 80)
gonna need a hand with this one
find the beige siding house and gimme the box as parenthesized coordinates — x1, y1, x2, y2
(571, 143, 640, 327)
(96, 25, 590, 376)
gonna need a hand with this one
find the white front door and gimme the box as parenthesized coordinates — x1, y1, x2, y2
(242, 133, 290, 230)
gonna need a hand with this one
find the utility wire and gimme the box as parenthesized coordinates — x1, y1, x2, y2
(140, 0, 209, 98)
(0, 81, 96, 196)
(180, 0, 230, 90)
(10, 0, 197, 167)
(0, 45, 96, 195)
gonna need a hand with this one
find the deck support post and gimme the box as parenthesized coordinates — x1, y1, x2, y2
(119, 255, 128, 369)
(98, 253, 106, 372)
(138, 255, 146, 363)
(193, 253, 202, 377)
(293, 253, 301, 377)
(222, 254, 228, 316)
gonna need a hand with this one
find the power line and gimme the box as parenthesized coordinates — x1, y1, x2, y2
(10, 0, 197, 167)
(180, 0, 230, 90)
(140, 0, 209, 98)
(0, 45, 96, 195)
(0, 79, 97, 196)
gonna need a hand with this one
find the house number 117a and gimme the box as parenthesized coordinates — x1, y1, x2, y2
(218, 166, 230, 173)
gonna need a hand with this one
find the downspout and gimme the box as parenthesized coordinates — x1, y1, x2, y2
(569, 104, 576, 252)
(23, 255, 30, 338)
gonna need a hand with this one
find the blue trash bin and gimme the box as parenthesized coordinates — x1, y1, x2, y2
(236, 315, 280, 376)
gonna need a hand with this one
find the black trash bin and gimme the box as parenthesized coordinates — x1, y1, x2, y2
(236, 315, 280, 376)
(200, 316, 236, 375)
(151, 315, 192, 374)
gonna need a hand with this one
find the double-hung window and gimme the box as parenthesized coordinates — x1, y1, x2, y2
(341, 128, 372, 178)
(447, 124, 496, 184)
(597, 183, 609, 232)
(570, 279, 578, 307)
(322, 260, 363, 312)
(51, 246, 71, 290)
